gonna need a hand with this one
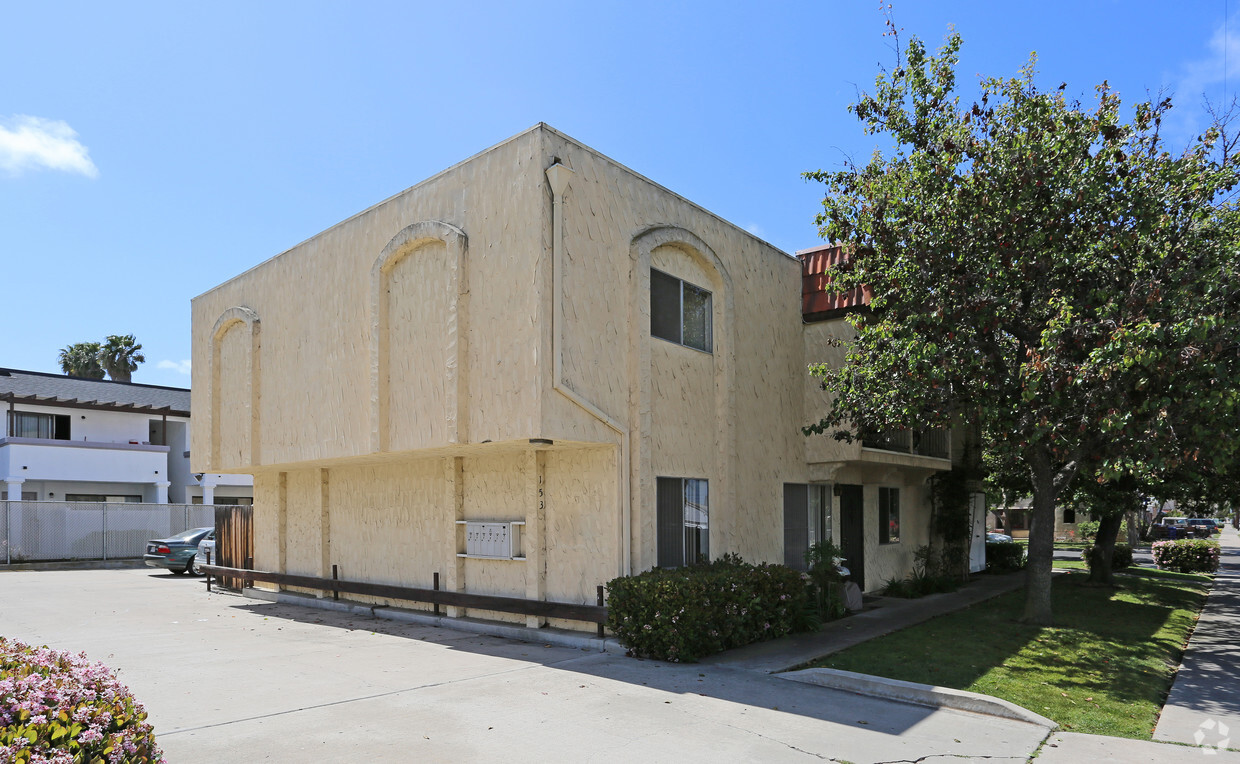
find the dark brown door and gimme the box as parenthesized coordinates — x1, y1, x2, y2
(838, 484, 865, 590)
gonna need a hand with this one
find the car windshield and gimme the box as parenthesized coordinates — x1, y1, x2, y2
(169, 527, 211, 542)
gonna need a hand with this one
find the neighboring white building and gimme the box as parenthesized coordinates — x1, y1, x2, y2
(0, 368, 252, 505)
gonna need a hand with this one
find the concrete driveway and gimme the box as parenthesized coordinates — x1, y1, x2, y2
(0, 568, 1050, 763)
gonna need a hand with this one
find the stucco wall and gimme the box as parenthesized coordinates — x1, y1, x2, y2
(191, 129, 548, 471)
(197, 124, 948, 627)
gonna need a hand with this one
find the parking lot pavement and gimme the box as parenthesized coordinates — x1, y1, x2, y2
(0, 568, 1052, 763)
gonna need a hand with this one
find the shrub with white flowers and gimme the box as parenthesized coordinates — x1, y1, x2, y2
(605, 554, 816, 662)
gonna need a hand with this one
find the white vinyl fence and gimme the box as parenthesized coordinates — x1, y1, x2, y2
(0, 502, 215, 563)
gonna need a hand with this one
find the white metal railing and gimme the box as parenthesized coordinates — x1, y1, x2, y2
(0, 501, 214, 564)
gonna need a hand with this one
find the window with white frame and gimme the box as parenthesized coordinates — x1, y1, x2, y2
(783, 483, 832, 571)
(879, 487, 900, 544)
(657, 477, 709, 567)
(651, 268, 712, 352)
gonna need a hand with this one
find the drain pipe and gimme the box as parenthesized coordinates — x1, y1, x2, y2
(545, 161, 632, 576)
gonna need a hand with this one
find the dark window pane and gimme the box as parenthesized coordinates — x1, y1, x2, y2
(650, 269, 681, 344)
(657, 477, 685, 567)
(879, 487, 900, 544)
(783, 483, 809, 570)
(682, 282, 711, 351)
(684, 479, 709, 564)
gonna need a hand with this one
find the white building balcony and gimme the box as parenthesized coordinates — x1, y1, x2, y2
(1, 437, 170, 486)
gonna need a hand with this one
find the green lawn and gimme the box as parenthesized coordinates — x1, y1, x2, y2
(809, 569, 1210, 738)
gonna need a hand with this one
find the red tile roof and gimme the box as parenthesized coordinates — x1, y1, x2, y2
(797, 244, 871, 322)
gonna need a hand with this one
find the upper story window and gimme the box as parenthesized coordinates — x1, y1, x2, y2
(7, 411, 71, 441)
(651, 268, 712, 352)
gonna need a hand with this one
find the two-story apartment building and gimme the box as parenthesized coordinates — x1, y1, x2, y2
(1, 368, 252, 505)
(191, 124, 975, 631)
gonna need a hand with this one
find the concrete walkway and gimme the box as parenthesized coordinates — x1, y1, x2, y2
(1154, 525, 1240, 748)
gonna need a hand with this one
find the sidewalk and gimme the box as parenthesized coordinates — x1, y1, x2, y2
(707, 569, 1029, 673)
(1154, 525, 1240, 748)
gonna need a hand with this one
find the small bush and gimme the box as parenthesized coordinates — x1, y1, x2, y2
(1081, 543, 1133, 570)
(1151, 539, 1220, 574)
(881, 545, 963, 598)
(986, 541, 1025, 572)
(0, 637, 163, 763)
(805, 540, 847, 620)
(605, 554, 816, 662)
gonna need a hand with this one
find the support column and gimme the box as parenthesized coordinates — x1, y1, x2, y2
(202, 477, 217, 505)
(317, 468, 331, 596)
(444, 457, 465, 618)
(154, 481, 171, 505)
(5, 478, 24, 563)
(276, 472, 288, 589)
(525, 449, 547, 629)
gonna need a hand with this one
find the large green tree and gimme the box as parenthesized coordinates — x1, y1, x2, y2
(96, 334, 145, 383)
(57, 342, 104, 379)
(804, 31, 1240, 624)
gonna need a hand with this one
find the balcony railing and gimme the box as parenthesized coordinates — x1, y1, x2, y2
(861, 428, 950, 460)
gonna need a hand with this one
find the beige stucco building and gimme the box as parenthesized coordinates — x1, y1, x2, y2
(192, 124, 969, 631)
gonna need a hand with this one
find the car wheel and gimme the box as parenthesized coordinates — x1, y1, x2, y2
(172, 560, 191, 575)
(192, 561, 203, 576)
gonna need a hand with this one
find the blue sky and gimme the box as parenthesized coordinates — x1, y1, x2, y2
(1, 1, 1235, 387)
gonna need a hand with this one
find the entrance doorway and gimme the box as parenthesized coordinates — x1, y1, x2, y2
(838, 484, 865, 590)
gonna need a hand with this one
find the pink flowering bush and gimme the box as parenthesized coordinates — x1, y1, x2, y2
(0, 637, 163, 763)
(1151, 539, 1221, 574)
(605, 554, 816, 662)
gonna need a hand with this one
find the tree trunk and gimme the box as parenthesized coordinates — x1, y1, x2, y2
(1086, 512, 1123, 586)
(1022, 458, 1058, 625)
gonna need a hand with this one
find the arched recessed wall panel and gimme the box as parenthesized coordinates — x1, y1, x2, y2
(370, 220, 468, 453)
(210, 306, 261, 471)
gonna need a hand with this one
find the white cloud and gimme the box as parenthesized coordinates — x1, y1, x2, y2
(1167, 14, 1240, 142)
(0, 115, 99, 178)
(746, 223, 764, 237)
(157, 359, 191, 375)
(1178, 16, 1240, 102)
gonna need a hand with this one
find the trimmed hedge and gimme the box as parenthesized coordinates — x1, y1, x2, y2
(605, 555, 816, 662)
(985, 541, 1025, 572)
(1, 637, 163, 763)
(1152, 539, 1220, 574)
(1081, 543, 1133, 570)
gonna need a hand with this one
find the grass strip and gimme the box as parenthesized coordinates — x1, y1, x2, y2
(809, 569, 1210, 738)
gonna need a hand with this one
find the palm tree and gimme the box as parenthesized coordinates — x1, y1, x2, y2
(96, 334, 145, 383)
(58, 342, 105, 379)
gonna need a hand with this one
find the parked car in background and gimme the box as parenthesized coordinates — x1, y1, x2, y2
(987, 531, 1014, 543)
(143, 527, 213, 575)
(1152, 517, 1211, 540)
(1186, 518, 1222, 536)
(193, 529, 216, 575)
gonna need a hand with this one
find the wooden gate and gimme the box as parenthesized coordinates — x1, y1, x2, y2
(214, 505, 254, 590)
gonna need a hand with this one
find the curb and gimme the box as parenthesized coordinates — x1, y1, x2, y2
(241, 587, 627, 654)
(1, 559, 146, 572)
(779, 667, 1058, 729)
